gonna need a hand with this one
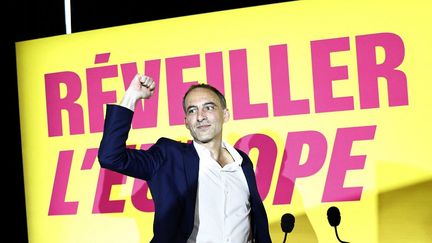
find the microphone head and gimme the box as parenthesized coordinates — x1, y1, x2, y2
(327, 206, 341, 227)
(281, 213, 295, 233)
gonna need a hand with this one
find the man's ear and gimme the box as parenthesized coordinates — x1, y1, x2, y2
(223, 109, 230, 123)
(185, 117, 190, 130)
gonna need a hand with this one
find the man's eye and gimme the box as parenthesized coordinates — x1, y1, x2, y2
(188, 109, 197, 114)
(205, 106, 215, 111)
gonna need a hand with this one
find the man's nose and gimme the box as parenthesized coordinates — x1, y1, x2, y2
(196, 109, 207, 121)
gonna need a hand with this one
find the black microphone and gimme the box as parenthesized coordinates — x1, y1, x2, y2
(327, 206, 349, 243)
(281, 213, 295, 243)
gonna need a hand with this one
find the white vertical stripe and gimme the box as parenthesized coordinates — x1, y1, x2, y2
(65, 0, 72, 34)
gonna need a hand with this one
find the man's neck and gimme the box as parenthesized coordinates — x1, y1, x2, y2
(195, 138, 223, 162)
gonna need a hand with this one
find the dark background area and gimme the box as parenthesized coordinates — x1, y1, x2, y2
(5, 0, 292, 242)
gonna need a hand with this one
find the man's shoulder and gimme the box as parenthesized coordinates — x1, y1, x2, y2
(153, 138, 197, 160)
(156, 137, 192, 148)
(234, 147, 247, 156)
(234, 147, 252, 162)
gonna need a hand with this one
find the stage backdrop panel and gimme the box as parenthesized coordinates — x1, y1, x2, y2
(16, 0, 432, 242)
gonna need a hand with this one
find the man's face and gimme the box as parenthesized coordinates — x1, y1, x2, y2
(184, 88, 229, 144)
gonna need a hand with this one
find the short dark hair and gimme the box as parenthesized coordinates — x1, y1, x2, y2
(182, 83, 227, 113)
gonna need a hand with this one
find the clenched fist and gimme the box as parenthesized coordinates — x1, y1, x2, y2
(119, 74, 156, 111)
(128, 74, 156, 99)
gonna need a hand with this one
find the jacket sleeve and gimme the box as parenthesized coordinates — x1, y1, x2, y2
(98, 104, 165, 180)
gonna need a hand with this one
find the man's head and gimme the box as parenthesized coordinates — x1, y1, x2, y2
(183, 84, 229, 144)
(182, 84, 226, 113)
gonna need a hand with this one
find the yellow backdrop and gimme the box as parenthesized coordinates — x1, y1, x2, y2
(16, 0, 432, 242)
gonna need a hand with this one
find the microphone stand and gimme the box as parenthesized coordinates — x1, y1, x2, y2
(282, 232, 287, 243)
(334, 226, 349, 243)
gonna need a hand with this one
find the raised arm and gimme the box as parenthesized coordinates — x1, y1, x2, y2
(98, 74, 163, 180)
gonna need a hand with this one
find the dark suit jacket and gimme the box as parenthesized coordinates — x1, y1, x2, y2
(98, 104, 272, 243)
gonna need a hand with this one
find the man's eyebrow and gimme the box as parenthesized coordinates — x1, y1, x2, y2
(186, 105, 198, 111)
(203, 102, 218, 107)
(186, 102, 218, 111)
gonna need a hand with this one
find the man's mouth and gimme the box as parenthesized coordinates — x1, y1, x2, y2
(196, 124, 211, 130)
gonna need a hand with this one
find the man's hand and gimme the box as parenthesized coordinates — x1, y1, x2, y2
(129, 74, 156, 99)
(119, 74, 156, 111)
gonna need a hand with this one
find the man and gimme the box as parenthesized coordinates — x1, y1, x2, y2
(98, 74, 272, 243)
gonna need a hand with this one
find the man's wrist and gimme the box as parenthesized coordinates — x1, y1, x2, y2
(119, 89, 141, 111)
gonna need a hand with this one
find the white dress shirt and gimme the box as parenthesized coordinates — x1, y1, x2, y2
(187, 141, 252, 243)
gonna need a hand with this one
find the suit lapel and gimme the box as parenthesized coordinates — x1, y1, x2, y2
(181, 142, 199, 236)
(242, 162, 256, 196)
(183, 142, 199, 187)
(240, 153, 260, 240)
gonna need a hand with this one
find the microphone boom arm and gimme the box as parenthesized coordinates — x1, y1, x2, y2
(334, 226, 349, 243)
